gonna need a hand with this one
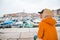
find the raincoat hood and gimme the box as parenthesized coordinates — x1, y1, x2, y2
(42, 17, 56, 26)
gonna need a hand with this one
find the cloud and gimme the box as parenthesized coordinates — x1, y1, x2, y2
(0, 0, 60, 17)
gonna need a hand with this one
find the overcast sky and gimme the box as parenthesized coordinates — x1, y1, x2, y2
(0, 0, 60, 17)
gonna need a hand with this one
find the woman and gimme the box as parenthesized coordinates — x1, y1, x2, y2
(37, 9, 58, 40)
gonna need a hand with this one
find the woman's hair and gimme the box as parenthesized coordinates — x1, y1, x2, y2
(42, 8, 54, 18)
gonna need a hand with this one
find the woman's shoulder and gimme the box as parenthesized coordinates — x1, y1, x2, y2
(39, 21, 45, 26)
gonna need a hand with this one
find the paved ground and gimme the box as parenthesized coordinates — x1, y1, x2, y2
(0, 28, 60, 40)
